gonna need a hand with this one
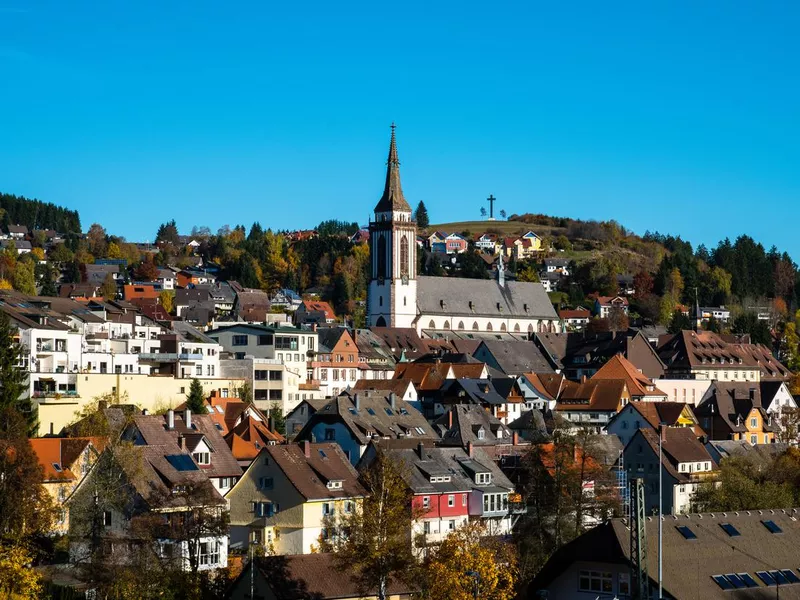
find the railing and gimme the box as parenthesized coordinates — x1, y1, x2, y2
(138, 353, 204, 362)
(33, 390, 79, 399)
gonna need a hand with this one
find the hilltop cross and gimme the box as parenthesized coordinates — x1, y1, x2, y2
(487, 194, 496, 219)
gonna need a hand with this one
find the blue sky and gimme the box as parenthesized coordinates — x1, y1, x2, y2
(1, 1, 799, 256)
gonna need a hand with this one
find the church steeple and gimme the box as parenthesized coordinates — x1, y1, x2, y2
(374, 123, 411, 213)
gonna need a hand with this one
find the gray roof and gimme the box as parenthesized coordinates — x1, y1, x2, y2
(475, 339, 555, 376)
(434, 404, 513, 446)
(416, 276, 557, 320)
(170, 320, 219, 344)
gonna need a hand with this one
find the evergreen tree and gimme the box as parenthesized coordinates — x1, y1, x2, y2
(0, 312, 36, 435)
(185, 379, 206, 414)
(39, 264, 57, 297)
(414, 201, 429, 228)
(64, 259, 82, 284)
(155, 219, 180, 246)
(248, 221, 264, 241)
(667, 309, 692, 334)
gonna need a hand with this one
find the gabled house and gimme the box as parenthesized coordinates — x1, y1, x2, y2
(352, 328, 397, 380)
(311, 327, 361, 398)
(474, 232, 500, 253)
(30, 437, 104, 533)
(605, 401, 700, 447)
(517, 372, 558, 411)
(426, 231, 448, 253)
(555, 379, 631, 433)
(557, 308, 590, 331)
(694, 382, 776, 445)
(622, 427, 717, 515)
(544, 257, 570, 276)
(657, 330, 762, 382)
(294, 300, 336, 325)
(443, 233, 468, 254)
(472, 340, 555, 377)
(590, 354, 668, 401)
(226, 442, 367, 554)
(122, 409, 243, 493)
(760, 380, 798, 417)
(433, 404, 514, 447)
(439, 378, 525, 425)
(593, 295, 629, 318)
(284, 398, 331, 440)
(294, 391, 437, 465)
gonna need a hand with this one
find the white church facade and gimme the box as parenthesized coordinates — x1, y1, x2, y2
(367, 126, 560, 336)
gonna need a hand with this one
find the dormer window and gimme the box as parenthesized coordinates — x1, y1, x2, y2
(477, 428, 485, 440)
(326, 480, 343, 490)
(193, 452, 211, 465)
(476, 472, 492, 485)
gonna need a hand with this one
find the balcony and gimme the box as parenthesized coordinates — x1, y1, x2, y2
(138, 353, 204, 362)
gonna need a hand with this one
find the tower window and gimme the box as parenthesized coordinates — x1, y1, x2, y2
(378, 236, 387, 279)
(400, 236, 409, 277)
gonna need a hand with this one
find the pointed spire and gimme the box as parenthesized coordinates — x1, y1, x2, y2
(374, 123, 411, 213)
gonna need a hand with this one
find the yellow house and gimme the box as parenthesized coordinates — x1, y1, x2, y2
(226, 442, 367, 555)
(696, 383, 775, 445)
(29, 437, 104, 534)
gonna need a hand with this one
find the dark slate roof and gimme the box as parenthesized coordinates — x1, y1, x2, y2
(635, 428, 716, 482)
(695, 382, 774, 436)
(531, 509, 800, 600)
(507, 409, 548, 442)
(417, 276, 557, 320)
(434, 404, 512, 446)
(297, 391, 437, 444)
(475, 339, 555, 376)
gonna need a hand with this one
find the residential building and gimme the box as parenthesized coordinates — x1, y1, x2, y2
(294, 391, 437, 465)
(555, 379, 631, 433)
(439, 377, 525, 425)
(294, 300, 336, 325)
(544, 257, 570, 276)
(623, 427, 717, 515)
(353, 328, 397, 380)
(233, 287, 271, 322)
(530, 509, 800, 600)
(557, 308, 590, 331)
(311, 327, 361, 398)
(605, 401, 700, 447)
(657, 330, 762, 382)
(226, 442, 367, 553)
(694, 382, 776, 445)
(472, 340, 555, 377)
(443, 232, 468, 254)
(284, 398, 331, 440)
(269, 288, 302, 312)
(590, 354, 668, 401)
(593, 295, 629, 318)
(517, 372, 558, 411)
(474, 232, 500, 253)
(432, 404, 514, 447)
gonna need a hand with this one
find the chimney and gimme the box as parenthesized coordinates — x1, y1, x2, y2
(581, 375, 587, 384)
(184, 408, 192, 430)
(167, 409, 175, 430)
(354, 394, 361, 410)
(142, 408, 149, 416)
(417, 442, 426, 460)
(467, 441, 474, 458)
(178, 435, 185, 450)
(660, 424, 667, 443)
(512, 431, 519, 446)
(389, 392, 396, 410)
(448, 409, 453, 429)
(303, 440, 311, 458)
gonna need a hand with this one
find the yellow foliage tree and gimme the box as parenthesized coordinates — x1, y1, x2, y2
(159, 289, 175, 314)
(0, 543, 43, 599)
(422, 522, 517, 600)
(30, 247, 45, 261)
(106, 241, 123, 259)
(0, 279, 11, 290)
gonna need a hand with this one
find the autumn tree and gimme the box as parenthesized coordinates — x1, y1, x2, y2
(606, 306, 629, 331)
(49, 243, 74, 263)
(135, 258, 159, 282)
(186, 379, 206, 414)
(100, 272, 117, 299)
(86, 223, 108, 257)
(12, 259, 36, 295)
(159, 289, 175, 314)
(326, 449, 418, 600)
(693, 455, 794, 511)
(0, 542, 44, 599)
(422, 522, 517, 600)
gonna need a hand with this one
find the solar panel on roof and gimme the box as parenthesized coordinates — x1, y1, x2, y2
(720, 523, 741, 537)
(762, 519, 783, 533)
(738, 573, 759, 588)
(782, 570, 800, 584)
(712, 575, 734, 590)
(724, 574, 746, 589)
(676, 525, 697, 540)
(165, 454, 199, 471)
(756, 571, 776, 586)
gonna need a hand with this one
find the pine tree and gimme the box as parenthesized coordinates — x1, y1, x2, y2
(0, 312, 36, 435)
(185, 379, 206, 414)
(414, 201, 429, 228)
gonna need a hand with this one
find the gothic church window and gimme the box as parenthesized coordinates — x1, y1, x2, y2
(400, 236, 409, 277)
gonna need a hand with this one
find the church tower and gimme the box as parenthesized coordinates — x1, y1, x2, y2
(367, 124, 417, 328)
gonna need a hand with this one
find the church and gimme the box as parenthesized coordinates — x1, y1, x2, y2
(366, 126, 560, 336)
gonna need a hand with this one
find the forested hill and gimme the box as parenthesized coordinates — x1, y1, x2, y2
(0, 193, 81, 235)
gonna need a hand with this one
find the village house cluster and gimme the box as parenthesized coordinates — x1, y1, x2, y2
(7, 128, 800, 599)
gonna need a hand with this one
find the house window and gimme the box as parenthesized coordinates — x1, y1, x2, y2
(750, 434, 757, 445)
(232, 335, 248, 346)
(422, 496, 430, 509)
(195, 365, 202, 376)
(578, 570, 613, 594)
(322, 502, 332, 515)
(259, 477, 274, 490)
(269, 370, 282, 381)
(448, 494, 455, 507)
(344, 501, 354, 514)
(324, 428, 336, 441)
(321, 369, 328, 381)
(193, 452, 211, 465)
(462, 494, 467, 507)
(448, 520, 455, 531)
(423, 521, 431, 534)
(103, 510, 112, 527)
(258, 334, 273, 346)
(618, 573, 630, 596)
(199, 541, 220, 566)
(750, 417, 757, 428)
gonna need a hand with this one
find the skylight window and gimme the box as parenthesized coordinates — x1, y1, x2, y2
(770, 571, 790, 585)
(712, 575, 734, 590)
(722, 574, 746, 589)
(756, 571, 777, 586)
(762, 520, 783, 533)
(676, 525, 697, 540)
(720, 523, 740, 537)
(367, 408, 376, 416)
(52, 463, 62, 472)
(782, 570, 800, 584)
(737, 573, 759, 588)
(318, 449, 327, 459)
(385, 408, 394, 416)
(348, 407, 357, 415)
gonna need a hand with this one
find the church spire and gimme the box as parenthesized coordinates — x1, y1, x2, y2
(374, 123, 411, 213)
